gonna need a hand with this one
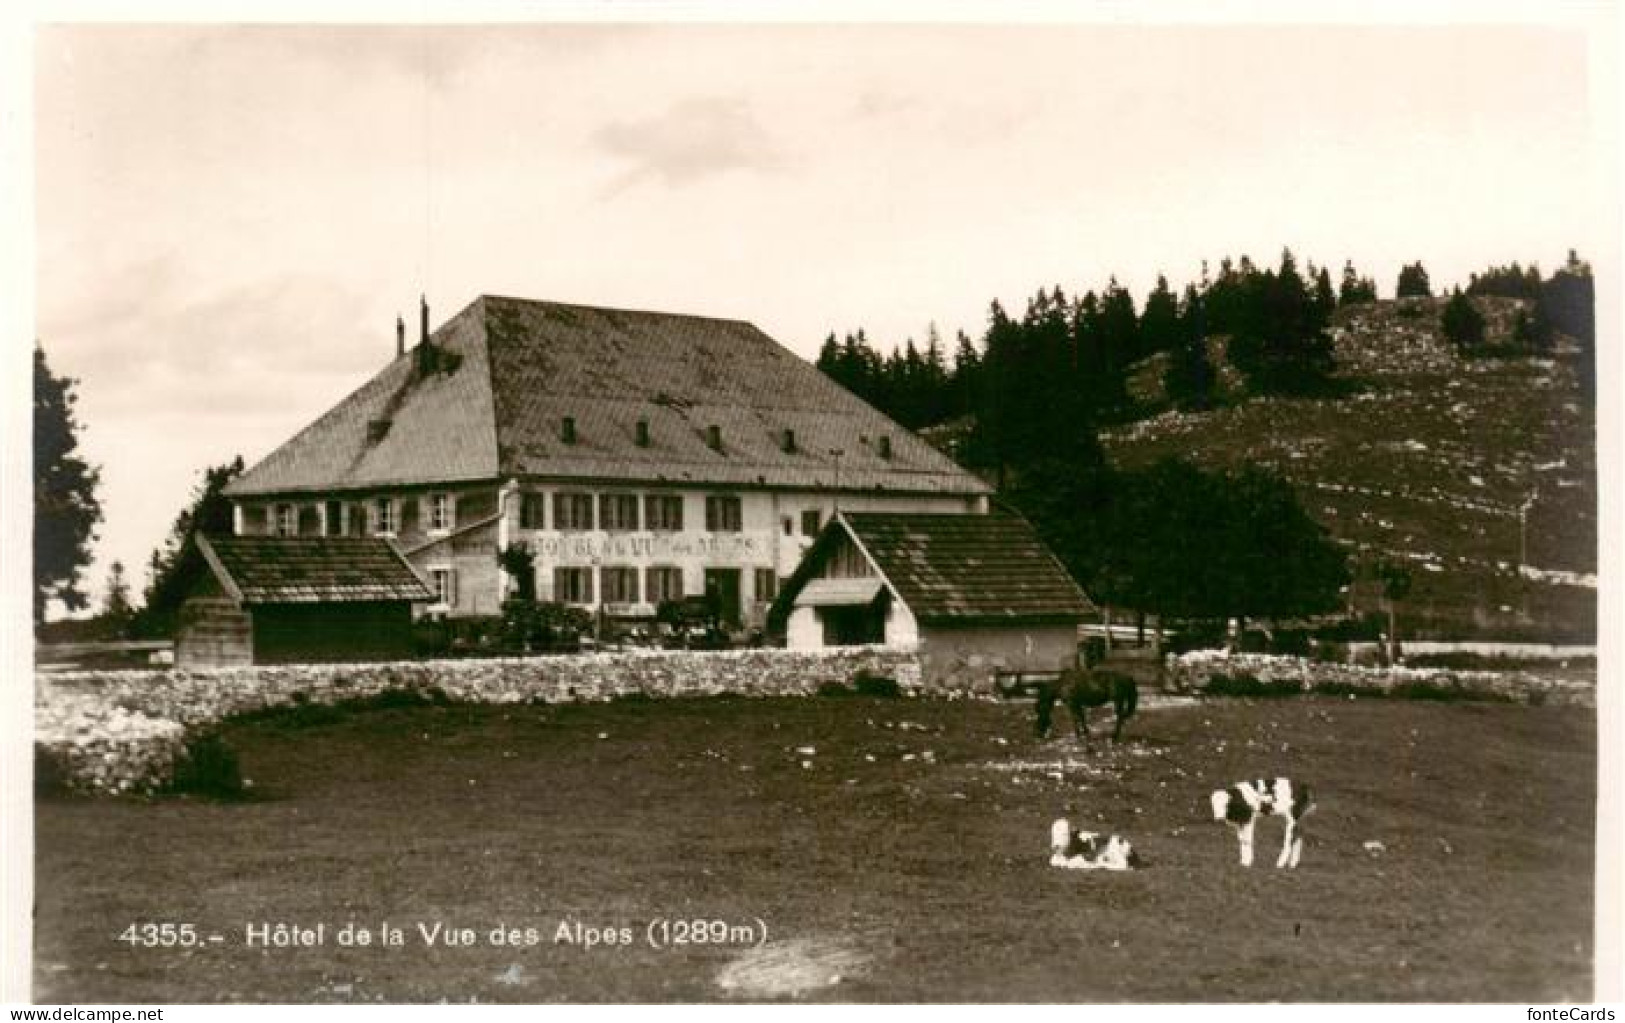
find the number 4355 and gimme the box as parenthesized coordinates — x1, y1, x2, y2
(117, 923, 201, 947)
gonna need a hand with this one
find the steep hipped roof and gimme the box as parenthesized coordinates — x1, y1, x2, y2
(196, 535, 435, 604)
(771, 512, 1095, 629)
(227, 295, 990, 498)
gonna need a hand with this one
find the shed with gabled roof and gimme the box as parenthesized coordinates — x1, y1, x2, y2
(769, 511, 1096, 690)
(177, 535, 435, 668)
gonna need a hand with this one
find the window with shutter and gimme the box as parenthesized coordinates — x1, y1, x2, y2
(646, 566, 683, 604)
(705, 494, 741, 532)
(430, 567, 458, 609)
(600, 494, 639, 532)
(429, 493, 454, 531)
(554, 567, 594, 604)
(602, 567, 639, 603)
(754, 568, 779, 603)
(519, 493, 545, 530)
(645, 494, 683, 531)
(555, 493, 594, 531)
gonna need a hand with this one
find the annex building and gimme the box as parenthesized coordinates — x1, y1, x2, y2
(224, 296, 992, 629)
(770, 512, 1096, 687)
(179, 535, 434, 668)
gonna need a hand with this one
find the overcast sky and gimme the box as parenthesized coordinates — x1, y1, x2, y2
(30, 13, 1615, 611)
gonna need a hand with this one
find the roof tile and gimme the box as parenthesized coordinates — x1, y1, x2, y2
(228, 296, 989, 497)
(842, 512, 1095, 625)
(198, 536, 436, 604)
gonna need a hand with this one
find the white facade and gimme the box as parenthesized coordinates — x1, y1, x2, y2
(787, 598, 921, 650)
(237, 480, 986, 625)
(505, 483, 981, 624)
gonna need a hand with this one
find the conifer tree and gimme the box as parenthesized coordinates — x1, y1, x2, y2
(1313, 265, 1337, 320)
(34, 345, 103, 623)
(1441, 288, 1486, 354)
(1138, 274, 1181, 357)
(140, 457, 244, 636)
(1396, 261, 1433, 298)
(1339, 260, 1378, 304)
(101, 560, 135, 636)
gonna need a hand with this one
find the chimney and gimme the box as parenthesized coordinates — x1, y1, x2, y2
(419, 294, 429, 346)
(395, 315, 405, 358)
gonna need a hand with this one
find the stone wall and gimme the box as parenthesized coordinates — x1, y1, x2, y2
(34, 689, 190, 796)
(1168, 650, 1595, 707)
(35, 646, 922, 795)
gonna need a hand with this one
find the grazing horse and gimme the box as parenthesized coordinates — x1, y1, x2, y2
(1034, 665, 1139, 748)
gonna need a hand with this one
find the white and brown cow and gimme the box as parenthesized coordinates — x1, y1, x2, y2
(1049, 818, 1142, 871)
(1210, 778, 1314, 868)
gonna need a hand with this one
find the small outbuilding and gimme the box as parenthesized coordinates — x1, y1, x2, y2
(177, 535, 435, 669)
(768, 511, 1097, 690)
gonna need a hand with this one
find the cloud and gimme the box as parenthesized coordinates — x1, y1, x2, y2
(853, 88, 920, 121)
(171, 24, 578, 90)
(40, 269, 384, 422)
(591, 97, 784, 193)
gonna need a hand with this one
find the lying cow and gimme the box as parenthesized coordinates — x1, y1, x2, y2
(1049, 818, 1142, 871)
(1210, 777, 1314, 868)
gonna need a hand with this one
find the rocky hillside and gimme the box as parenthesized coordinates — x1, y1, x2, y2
(1102, 296, 1595, 641)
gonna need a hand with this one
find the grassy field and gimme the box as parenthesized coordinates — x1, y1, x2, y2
(34, 691, 1595, 1003)
(1104, 297, 1596, 641)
